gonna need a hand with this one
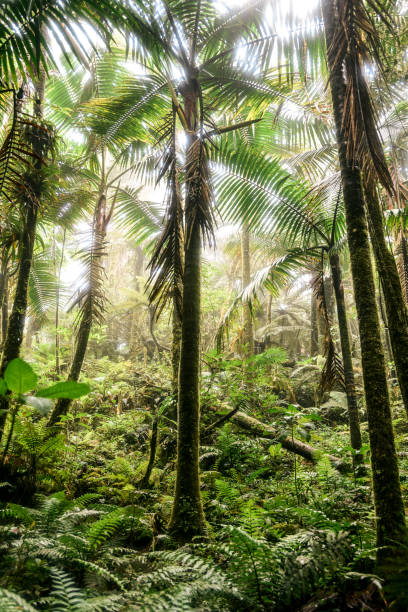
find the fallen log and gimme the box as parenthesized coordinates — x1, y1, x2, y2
(229, 411, 348, 472)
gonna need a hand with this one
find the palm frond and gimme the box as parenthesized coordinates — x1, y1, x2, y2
(216, 247, 319, 349)
(0, 0, 133, 85)
(0, 101, 43, 205)
(147, 105, 184, 318)
(28, 249, 58, 323)
(328, 0, 394, 193)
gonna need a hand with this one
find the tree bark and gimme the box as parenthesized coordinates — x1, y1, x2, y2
(168, 80, 206, 541)
(47, 303, 92, 428)
(323, 0, 407, 566)
(365, 183, 408, 418)
(241, 224, 254, 356)
(329, 253, 362, 461)
(48, 189, 108, 428)
(171, 305, 182, 396)
(0, 254, 9, 347)
(396, 228, 408, 303)
(55, 229, 66, 375)
(310, 292, 319, 357)
(0, 73, 45, 439)
(230, 410, 346, 471)
(139, 413, 159, 488)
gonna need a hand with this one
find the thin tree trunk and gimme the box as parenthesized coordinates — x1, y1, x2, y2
(0, 73, 45, 439)
(171, 304, 182, 396)
(48, 186, 109, 428)
(55, 229, 66, 375)
(310, 292, 319, 357)
(329, 253, 362, 461)
(168, 80, 206, 540)
(377, 287, 394, 374)
(241, 224, 254, 356)
(169, 216, 205, 539)
(323, 0, 406, 567)
(1, 270, 8, 347)
(139, 413, 159, 488)
(396, 228, 408, 303)
(365, 183, 408, 418)
(0, 253, 9, 347)
(266, 293, 272, 325)
(47, 303, 93, 428)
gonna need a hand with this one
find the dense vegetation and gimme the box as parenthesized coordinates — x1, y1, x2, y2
(0, 0, 408, 609)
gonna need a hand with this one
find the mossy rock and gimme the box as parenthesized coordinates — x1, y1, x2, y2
(319, 392, 349, 424)
(290, 365, 322, 407)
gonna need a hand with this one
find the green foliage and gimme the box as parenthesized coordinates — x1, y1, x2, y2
(217, 527, 353, 610)
(0, 589, 38, 612)
(37, 382, 91, 400)
(4, 359, 37, 395)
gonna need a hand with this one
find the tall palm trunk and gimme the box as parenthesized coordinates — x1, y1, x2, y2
(55, 230, 66, 375)
(396, 228, 408, 303)
(0, 252, 9, 346)
(364, 182, 408, 418)
(329, 253, 362, 461)
(48, 189, 108, 428)
(168, 79, 206, 540)
(0, 74, 45, 439)
(310, 293, 319, 357)
(323, 0, 406, 566)
(171, 306, 182, 394)
(241, 224, 254, 356)
(1, 274, 8, 347)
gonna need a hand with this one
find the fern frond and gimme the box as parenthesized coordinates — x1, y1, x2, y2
(0, 589, 37, 612)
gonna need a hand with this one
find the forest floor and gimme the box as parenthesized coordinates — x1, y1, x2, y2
(1, 352, 407, 611)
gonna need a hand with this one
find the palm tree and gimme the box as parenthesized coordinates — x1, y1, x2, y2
(213, 138, 363, 460)
(44, 52, 163, 427)
(322, 0, 406, 569)
(86, 0, 291, 540)
(0, 0, 133, 441)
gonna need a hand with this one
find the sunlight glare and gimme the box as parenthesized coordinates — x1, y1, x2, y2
(217, 0, 320, 21)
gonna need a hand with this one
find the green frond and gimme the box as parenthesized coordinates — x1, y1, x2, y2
(0, 0, 133, 85)
(0, 589, 37, 612)
(48, 568, 85, 612)
(28, 249, 58, 323)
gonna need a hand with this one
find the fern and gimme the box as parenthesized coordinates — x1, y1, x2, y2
(216, 527, 352, 610)
(87, 509, 128, 550)
(238, 500, 267, 537)
(215, 478, 240, 509)
(0, 589, 37, 612)
(48, 568, 85, 611)
(73, 559, 126, 591)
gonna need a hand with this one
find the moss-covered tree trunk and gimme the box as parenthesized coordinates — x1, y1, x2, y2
(323, 0, 407, 567)
(241, 224, 254, 356)
(396, 228, 408, 303)
(364, 183, 408, 419)
(0, 253, 9, 347)
(48, 190, 107, 428)
(310, 293, 319, 357)
(171, 305, 182, 394)
(168, 80, 206, 541)
(329, 253, 362, 459)
(0, 74, 45, 440)
(47, 303, 92, 428)
(55, 230, 66, 375)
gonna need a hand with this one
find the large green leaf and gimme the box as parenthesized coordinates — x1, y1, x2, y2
(4, 359, 37, 394)
(37, 381, 90, 399)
